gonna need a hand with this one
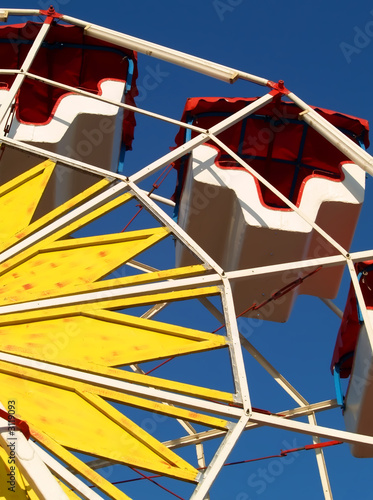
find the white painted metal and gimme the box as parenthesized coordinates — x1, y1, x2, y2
(225, 250, 373, 283)
(0, 132, 209, 193)
(29, 441, 105, 500)
(162, 400, 339, 450)
(130, 93, 274, 184)
(0, 9, 40, 17)
(199, 295, 334, 500)
(199, 295, 309, 406)
(190, 416, 250, 500)
(0, 407, 69, 499)
(250, 410, 373, 448)
(141, 190, 176, 206)
(61, 14, 268, 86)
(0, 21, 52, 128)
(1, 252, 372, 316)
(21, 70, 206, 134)
(308, 412, 334, 500)
(220, 278, 252, 410)
(289, 92, 373, 176)
(0, 69, 22, 75)
(0, 351, 243, 419)
(127, 178, 225, 274)
(320, 298, 344, 319)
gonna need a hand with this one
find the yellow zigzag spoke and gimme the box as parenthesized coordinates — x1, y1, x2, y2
(30, 429, 133, 500)
(0, 360, 229, 431)
(0, 227, 169, 305)
(0, 373, 198, 482)
(0, 161, 55, 248)
(0, 177, 112, 254)
(0, 164, 236, 495)
(34, 263, 208, 298)
(0, 308, 227, 366)
(0, 187, 134, 278)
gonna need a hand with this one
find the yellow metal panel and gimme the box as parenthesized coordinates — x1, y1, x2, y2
(30, 430, 132, 500)
(83, 285, 221, 312)
(0, 160, 54, 248)
(1, 177, 110, 254)
(78, 391, 198, 481)
(0, 190, 134, 278)
(0, 309, 226, 366)
(0, 164, 235, 496)
(99, 363, 234, 403)
(16, 475, 42, 500)
(0, 372, 198, 482)
(0, 361, 229, 430)
(0, 227, 169, 304)
(37, 263, 208, 298)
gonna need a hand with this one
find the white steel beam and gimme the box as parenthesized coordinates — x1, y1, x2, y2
(29, 441, 105, 500)
(190, 416, 250, 500)
(60, 13, 268, 86)
(126, 178, 225, 274)
(220, 278, 252, 410)
(2, 9, 269, 86)
(1, 250, 372, 316)
(162, 399, 338, 450)
(307, 412, 333, 500)
(0, 21, 52, 128)
(250, 411, 373, 448)
(320, 298, 344, 319)
(0, 132, 209, 191)
(0, 9, 40, 16)
(23, 70, 206, 134)
(0, 408, 69, 499)
(0, 69, 22, 75)
(289, 92, 373, 176)
(81, 399, 338, 474)
(130, 92, 274, 184)
(0, 351, 243, 419)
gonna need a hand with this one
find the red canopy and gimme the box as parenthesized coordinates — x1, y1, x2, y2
(0, 21, 138, 149)
(173, 97, 369, 208)
(331, 261, 373, 378)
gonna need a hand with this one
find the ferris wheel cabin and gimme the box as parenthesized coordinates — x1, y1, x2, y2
(174, 97, 368, 322)
(0, 20, 138, 208)
(332, 262, 373, 457)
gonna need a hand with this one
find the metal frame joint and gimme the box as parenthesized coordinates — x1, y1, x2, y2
(267, 79, 290, 96)
(40, 5, 63, 21)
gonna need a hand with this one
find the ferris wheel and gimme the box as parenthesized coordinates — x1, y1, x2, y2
(0, 6, 373, 500)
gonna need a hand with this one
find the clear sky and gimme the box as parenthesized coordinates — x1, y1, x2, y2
(2, 1, 373, 499)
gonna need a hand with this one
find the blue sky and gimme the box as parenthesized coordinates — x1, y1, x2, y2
(2, 1, 373, 499)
